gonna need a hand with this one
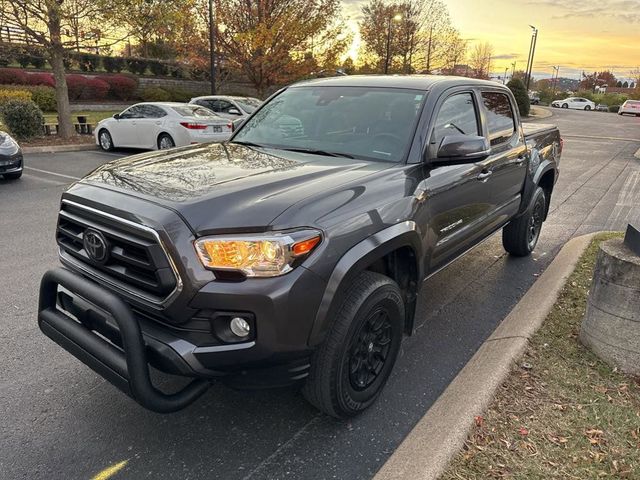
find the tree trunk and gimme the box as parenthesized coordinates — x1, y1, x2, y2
(46, 1, 74, 139)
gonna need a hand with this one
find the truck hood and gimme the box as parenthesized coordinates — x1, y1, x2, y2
(82, 142, 392, 233)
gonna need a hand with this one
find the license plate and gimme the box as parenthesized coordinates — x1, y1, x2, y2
(212, 126, 222, 133)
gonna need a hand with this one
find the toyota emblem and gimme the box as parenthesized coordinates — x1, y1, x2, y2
(83, 229, 109, 263)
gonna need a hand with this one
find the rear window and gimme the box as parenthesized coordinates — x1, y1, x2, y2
(171, 105, 219, 118)
(481, 92, 515, 146)
(625, 100, 640, 105)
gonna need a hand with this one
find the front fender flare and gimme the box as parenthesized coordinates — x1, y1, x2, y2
(307, 221, 423, 347)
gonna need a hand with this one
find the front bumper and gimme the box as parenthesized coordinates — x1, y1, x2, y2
(38, 263, 326, 411)
(0, 153, 22, 174)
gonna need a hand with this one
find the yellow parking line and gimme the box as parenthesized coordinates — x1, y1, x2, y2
(91, 460, 128, 480)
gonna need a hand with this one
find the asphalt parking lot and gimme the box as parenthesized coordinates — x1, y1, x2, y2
(1, 108, 639, 480)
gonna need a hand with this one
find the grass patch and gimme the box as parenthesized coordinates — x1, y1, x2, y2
(442, 232, 640, 479)
(43, 110, 121, 125)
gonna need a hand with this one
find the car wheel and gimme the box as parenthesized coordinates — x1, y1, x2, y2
(98, 129, 114, 151)
(303, 271, 404, 418)
(502, 186, 546, 257)
(562, 103, 569, 109)
(3, 171, 22, 180)
(585, 105, 591, 111)
(158, 133, 175, 150)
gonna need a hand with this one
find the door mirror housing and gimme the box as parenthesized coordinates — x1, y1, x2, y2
(432, 134, 490, 164)
(113, 113, 120, 120)
(231, 118, 245, 132)
(228, 107, 242, 116)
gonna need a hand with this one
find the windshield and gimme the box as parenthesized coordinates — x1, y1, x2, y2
(171, 105, 220, 118)
(235, 97, 262, 113)
(232, 86, 425, 162)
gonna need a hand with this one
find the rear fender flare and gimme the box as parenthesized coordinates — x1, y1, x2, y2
(308, 221, 423, 347)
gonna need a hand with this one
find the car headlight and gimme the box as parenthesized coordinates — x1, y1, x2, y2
(194, 230, 322, 277)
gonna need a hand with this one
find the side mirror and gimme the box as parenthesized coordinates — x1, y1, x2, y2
(432, 135, 490, 164)
(231, 118, 245, 132)
(228, 108, 241, 116)
(113, 113, 120, 120)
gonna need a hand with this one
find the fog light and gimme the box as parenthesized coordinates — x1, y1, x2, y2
(230, 317, 250, 337)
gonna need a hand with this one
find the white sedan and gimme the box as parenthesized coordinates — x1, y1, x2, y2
(551, 97, 595, 110)
(95, 102, 232, 151)
(618, 100, 640, 116)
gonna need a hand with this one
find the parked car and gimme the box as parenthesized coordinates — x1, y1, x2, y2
(38, 76, 561, 418)
(0, 131, 23, 180)
(529, 93, 540, 105)
(551, 97, 595, 110)
(189, 95, 262, 120)
(595, 104, 609, 112)
(618, 99, 640, 116)
(95, 102, 232, 151)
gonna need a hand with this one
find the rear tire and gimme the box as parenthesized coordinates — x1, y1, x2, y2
(502, 186, 546, 257)
(158, 133, 175, 150)
(562, 103, 569, 109)
(585, 105, 591, 111)
(303, 271, 404, 418)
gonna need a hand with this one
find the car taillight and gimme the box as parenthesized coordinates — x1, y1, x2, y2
(227, 122, 233, 131)
(180, 122, 207, 130)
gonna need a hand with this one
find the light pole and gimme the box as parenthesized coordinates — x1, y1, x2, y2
(551, 66, 560, 96)
(384, 13, 402, 74)
(209, 0, 216, 95)
(525, 25, 538, 92)
(503, 67, 508, 84)
(511, 61, 516, 78)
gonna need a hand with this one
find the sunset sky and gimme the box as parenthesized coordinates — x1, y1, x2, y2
(341, 0, 640, 80)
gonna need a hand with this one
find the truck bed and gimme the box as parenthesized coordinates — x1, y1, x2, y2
(522, 123, 557, 138)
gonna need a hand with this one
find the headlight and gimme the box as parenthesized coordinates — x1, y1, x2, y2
(194, 230, 322, 277)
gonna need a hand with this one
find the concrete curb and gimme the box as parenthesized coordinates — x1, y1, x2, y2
(22, 143, 98, 154)
(529, 106, 553, 119)
(634, 148, 640, 160)
(373, 233, 599, 480)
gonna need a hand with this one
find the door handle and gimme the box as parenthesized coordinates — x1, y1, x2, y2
(514, 155, 526, 165)
(477, 170, 492, 181)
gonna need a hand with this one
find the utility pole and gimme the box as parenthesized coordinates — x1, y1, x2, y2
(503, 67, 508, 84)
(525, 25, 538, 92)
(209, 0, 216, 95)
(511, 61, 516, 79)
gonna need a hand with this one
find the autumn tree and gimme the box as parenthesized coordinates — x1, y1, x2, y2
(468, 42, 494, 79)
(211, 0, 346, 96)
(0, 0, 125, 138)
(359, 0, 464, 74)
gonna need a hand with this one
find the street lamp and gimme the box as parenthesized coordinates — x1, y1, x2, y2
(551, 65, 560, 96)
(209, 0, 216, 95)
(384, 13, 402, 74)
(525, 25, 538, 92)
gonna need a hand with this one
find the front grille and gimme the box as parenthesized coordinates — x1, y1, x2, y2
(56, 201, 178, 300)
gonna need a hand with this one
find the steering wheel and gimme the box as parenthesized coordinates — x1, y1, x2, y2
(370, 133, 403, 156)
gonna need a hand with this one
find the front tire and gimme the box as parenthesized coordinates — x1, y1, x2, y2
(303, 271, 405, 418)
(98, 129, 114, 151)
(562, 103, 569, 109)
(585, 105, 591, 111)
(502, 186, 547, 256)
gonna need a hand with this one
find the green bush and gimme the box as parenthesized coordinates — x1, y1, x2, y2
(78, 53, 100, 72)
(140, 86, 171, 102)
(507, 78, 531, 117)
(149, 61, 169, 76)
(609, 105, 620, 113)
(30, 55, 46, 69)
(27, 86, 56, 111)
(103, 56, 125, 73)
(126, 58, 148, 75)
(163, 86, 191, 102)
(0, 99, 44, 140)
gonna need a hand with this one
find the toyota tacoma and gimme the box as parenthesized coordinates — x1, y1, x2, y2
(38, 76, 561, 418)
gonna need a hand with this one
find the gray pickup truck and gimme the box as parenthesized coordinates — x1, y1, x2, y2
(38, 75, 561, 418)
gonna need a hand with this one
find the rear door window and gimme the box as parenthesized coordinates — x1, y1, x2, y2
(481, 92, 516, 146)
(432, 93, 479, 148)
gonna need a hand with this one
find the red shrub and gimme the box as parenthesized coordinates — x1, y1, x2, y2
(97, 74, 138, 100)
(26, 72, 55, 87)
(82, 78, 109, 100)
(66, 74, 89, 100)
(0, 68, 28, 85)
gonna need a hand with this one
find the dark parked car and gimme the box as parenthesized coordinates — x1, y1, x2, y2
(38, 76, 561, 418)
(0, 131, 23, 180)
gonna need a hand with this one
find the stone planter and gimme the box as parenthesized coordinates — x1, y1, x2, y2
(580, 238, 640, 375)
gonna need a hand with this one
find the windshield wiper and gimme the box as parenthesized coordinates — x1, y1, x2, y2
(280, 147, 355, 159)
